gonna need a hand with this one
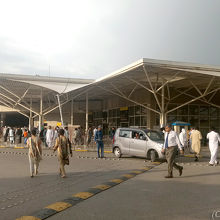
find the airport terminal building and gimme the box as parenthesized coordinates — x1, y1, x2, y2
(0, 58, 220, 142)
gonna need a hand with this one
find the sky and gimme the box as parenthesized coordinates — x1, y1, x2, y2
(0, 0, 220, 79)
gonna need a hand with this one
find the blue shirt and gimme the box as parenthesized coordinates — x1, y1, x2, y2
(94, 130, 103, 142)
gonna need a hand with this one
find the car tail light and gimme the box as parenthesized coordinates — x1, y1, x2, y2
(113, 136, 115, 144)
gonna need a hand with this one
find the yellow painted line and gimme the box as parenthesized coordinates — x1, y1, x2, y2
(73, 149, 112, 153)
(110, 179, 124, 183)
(73, 192, 94, 199)
(46, 202, 72, 212)
(151, 162, 161, 164)
(93, 184, 111, 190)
(16, 216, 41, 220)
(0, 145, 6, 148)
(131, 170, 143, 174)
(14, 147, 25, 149)
(122, 174, 134, 178)
(142, 167, 151, 171)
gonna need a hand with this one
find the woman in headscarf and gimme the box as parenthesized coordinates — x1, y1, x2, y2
(27, 129, 42, 177)
(53, 129, 72, 178)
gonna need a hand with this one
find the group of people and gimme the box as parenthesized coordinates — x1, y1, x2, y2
(162, 125, 220, 179)
(1, 126, 30, 144)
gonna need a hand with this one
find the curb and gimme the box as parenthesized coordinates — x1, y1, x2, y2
(16, 162, 162, 220)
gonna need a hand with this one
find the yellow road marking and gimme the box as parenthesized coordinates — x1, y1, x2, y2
(110, 179, 124, 183)
(152, 162, 161, 164)
(73, 192, 94, 199)
(122, 174, 134, 178)
(16, 216, 41, 220)
(93, 184, 111, 190)
(0, 146, 6, 148)
(142, 167, 151, 171)
(132, 170, 143, 174)
(46, 202, 72, 212)
(14, 147, 25, 149)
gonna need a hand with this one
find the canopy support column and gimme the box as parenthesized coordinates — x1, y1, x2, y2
(85, 92, 89, 132)
(57, 94, 64, 128)
(29, 96, 33, 131)
(39, 89, 43, 131)
(71, 99, 74, 125)
(160, 80, 166, 127)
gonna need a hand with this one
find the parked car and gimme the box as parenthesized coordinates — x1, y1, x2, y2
(112, 128, 165, 161)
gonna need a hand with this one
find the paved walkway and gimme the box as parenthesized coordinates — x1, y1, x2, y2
(48, 160, 220, 220)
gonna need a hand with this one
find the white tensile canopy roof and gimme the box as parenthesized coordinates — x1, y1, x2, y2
(68, 58, 220, 127)
(0, 58, 220, 126)
(0, 73, 94, 119)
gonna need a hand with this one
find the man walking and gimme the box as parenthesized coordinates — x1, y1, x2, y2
(94, 125, 104, 158)
(179, 128, 187, 151)
(46, 126, 54, 149)
(190, 127, 202, 161)
(207, 127, 220, 166)
(161, 124, 184, 178)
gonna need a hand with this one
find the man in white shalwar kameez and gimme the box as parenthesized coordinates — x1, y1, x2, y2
(46, 126, 54, 148)
(207, 127, 220, 166)
(179, 128, 187, 150)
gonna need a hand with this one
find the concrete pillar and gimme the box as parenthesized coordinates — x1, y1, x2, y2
(39, 89, 43, 131)
(0, 112, 6, 127)
(57, 94, 64, 128)
(160, 81, 167, 127)
(85, 93, 89, 132)
(71, 99, 73, 125)
(29, 97, 33, 131)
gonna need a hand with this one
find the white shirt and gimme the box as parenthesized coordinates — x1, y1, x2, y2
(163, 130, 182, 150)
(46, 129, 54, 142)
(93, 128, 97, 136)
(179, 129, 187, 146)
(207, 131, 220, 148)
(9, 129, 14, 137)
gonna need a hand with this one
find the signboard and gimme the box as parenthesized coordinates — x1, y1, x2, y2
(120, 107, 128, 111)
(57, 122, 62, 127)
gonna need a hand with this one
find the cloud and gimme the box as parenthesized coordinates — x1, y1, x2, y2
(0, 0, 220, 79)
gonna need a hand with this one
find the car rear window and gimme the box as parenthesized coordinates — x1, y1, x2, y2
(119, 130, 131, 138)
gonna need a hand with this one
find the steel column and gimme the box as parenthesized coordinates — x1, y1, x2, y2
(71, 99, 74, 125)
(57, 94, 64, 128)
(85, 92, 89, 132)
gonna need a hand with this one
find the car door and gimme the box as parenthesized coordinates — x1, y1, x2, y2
(129, 131, 147, 157)
(118, 129, 132, 154)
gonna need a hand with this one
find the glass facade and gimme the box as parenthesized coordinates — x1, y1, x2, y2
(166, 104, 220, 145)
(92, 105, 148, 134)
(92, 103, 220, 142)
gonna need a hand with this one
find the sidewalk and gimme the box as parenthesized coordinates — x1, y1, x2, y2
(48, 161, 220, 220)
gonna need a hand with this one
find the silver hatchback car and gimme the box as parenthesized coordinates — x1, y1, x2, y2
(112, 128, 165, 161)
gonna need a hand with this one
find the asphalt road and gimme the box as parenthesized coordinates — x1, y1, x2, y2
(0, 148, 150, 220)
(0, 147, 219, 220)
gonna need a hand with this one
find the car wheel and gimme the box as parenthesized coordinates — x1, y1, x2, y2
(150, 150, 157, 162)
(114, 147, 121, 158)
